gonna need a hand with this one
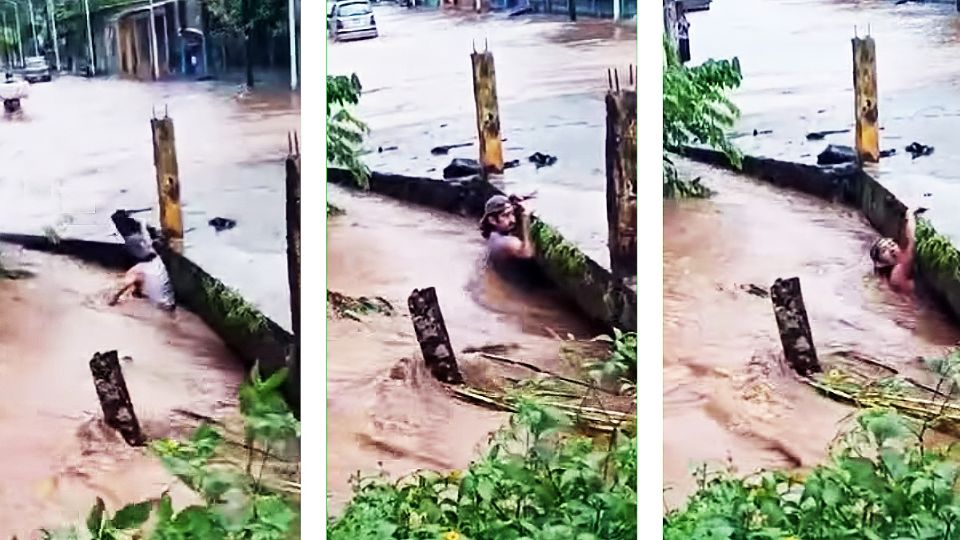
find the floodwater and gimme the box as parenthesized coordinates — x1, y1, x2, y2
(663, 159, 960, 509)
(328, 6, 636, 268)
(0, 75, 300, 329)
(0, 246, 243, 536)
(327, 185, 594, 512)
(689, 0, 960, 241)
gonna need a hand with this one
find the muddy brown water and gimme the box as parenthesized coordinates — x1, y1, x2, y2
(328, 6, 636, 268)
(326, 185, 595, 513)
(0, 246, 243, 536)
(663, 159, 960, 510)
(0, 75, 299, 330)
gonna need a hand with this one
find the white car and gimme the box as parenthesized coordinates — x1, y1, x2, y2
(328, 1, 379, 42)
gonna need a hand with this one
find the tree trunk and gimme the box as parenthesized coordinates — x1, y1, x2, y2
(89, 351, 146, 447)
(408, 287, 463, 384)
(770, 277, 822, 377)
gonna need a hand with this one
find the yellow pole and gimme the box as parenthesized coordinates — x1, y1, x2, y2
(150, 115, 184, 242)
(852, 35, 879, 163)
(470, 47, 504, 175)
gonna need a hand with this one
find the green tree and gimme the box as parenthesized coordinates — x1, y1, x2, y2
(662, 38, 742, 198)
(327, 73, 368, 188)
(204, 0, 286, 87)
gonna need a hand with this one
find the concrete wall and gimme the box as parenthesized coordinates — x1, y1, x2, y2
(328, 168, 637, 332)
(681, 146, 960, 324)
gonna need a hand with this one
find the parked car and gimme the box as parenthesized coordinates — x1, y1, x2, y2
(680, 0, 711, 12)
(328, 1, 379, 42)
(23, 56, 52, 83)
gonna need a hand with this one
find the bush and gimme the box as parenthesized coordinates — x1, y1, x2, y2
(329, 400, 637, 540)
(662, 37, 742, 198)
(665, 409, 960, 539)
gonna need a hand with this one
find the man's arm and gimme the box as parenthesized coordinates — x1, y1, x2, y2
(891, 210, 918, 292)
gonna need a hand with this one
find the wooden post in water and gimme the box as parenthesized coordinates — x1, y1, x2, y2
(605, 67, 637, 279)
(150, 112, 184, 243)
(408, 287, 463, 384)
(285, 132, 301, 414)
(852, 33, 879, 163)
(471, 44, 504, 175)
(770, 277, 822, 377)
(89, 351, 146, 447)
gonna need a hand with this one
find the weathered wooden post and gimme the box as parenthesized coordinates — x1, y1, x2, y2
(770, 277, 822, 377)
(285, 132, 301, 415)
(408, 287, 463, 384)
(852, 33, 879, 163)
(150, 113, 184, 244)
(89, 351, 146, 447)
(605, 67, 637, 278)
(471, 44, 504, 175)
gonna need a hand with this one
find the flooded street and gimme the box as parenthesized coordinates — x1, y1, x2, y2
(689, 0, 960, 239)
(663, 159, 960, 508)
(328, 7, 636, 267)
(0, 246, 243, 536)
(326, 186, 594, 512)
(0, 76, 300, 329)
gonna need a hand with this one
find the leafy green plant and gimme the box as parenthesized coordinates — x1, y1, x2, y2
(41, 364, 300, 539)
(585, 329, 637, 394)
(915, 217, 960, 283)
(329, 399, 637, 540)
(663, 37, 743, 198)
(666, 408, 960, 540)
(327, 74, 370, 188)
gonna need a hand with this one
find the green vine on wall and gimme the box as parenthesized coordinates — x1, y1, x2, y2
(915, 217, 960, 283)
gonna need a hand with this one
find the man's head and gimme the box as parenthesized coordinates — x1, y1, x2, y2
(480, 195, 516, 238)
(870, 237, 900, 270)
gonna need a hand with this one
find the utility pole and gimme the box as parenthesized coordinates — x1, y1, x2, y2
(288, 0, 297, 90)
(45, 0, 59, 71)
(3, 1, 23, 67)
(613, 0, 620, 20)
(148, 0, 159, 79)
(2, 11, 8, 69)
(26, 0, 37, 56)
(568, 0, 577, 21)
(82, 0, 94, 75)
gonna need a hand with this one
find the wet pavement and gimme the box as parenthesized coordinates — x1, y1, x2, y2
(0, 75, 300, 329)
(663, 158, 960, 509)
(328, 6, 636, 268)
(689, 0, 960, 241)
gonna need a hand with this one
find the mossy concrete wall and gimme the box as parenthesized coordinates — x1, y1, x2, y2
(329, 168, 637, 332)
(159, 246, 298, 411)
(681, 146, 960, 323)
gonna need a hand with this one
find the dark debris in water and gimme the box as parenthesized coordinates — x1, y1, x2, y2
(328, 290, 395, 321)
(906, 142, 934, 159)
(529, 152, 558, 168)
(739, 283, 769, 298)
(208, 217, 237, 232)
(431, 142, 473, 155)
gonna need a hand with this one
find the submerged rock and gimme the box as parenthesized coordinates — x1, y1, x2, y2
(443, 158, 481, 179)
(817, 144, 857, 165)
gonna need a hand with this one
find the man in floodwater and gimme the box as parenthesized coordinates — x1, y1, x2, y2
(480, 194, 544, 286)
(870, 208, 922, 294)
(106, 210, 176, 311)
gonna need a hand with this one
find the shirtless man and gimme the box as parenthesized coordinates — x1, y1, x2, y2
(106, 211, 175, 311)
(869, 208, 923, 294)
